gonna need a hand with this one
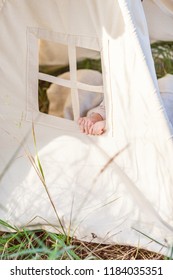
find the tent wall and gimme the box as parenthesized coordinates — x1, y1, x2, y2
(39, 0, 173, 65)
(143, 0, 173, 42)
(0, 0, 173, 255)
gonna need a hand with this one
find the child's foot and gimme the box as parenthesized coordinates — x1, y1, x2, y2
(89, 120, 106, 135)
(78, 113, 105, 135)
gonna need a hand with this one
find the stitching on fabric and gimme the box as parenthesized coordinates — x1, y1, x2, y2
(26, 27, 40, 119)
(68, 43, 79, 121)
(25, 27, 29, 120)
(26, 27, 30, 119)
(107, 39, 113, 137)
(28, 27, 101, 52)
(35, 26, 101, 41)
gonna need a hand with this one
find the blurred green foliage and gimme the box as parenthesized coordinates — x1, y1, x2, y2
(151, 41, 173, 78)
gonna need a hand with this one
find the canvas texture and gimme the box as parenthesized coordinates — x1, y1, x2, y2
(0, 0, 173, 256)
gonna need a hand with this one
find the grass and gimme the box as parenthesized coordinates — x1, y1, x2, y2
(0, 228, 165, 260)
(0, 228, 80, 260)
(0, 41, 173, 260)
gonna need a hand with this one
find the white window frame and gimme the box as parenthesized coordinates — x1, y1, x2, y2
(26, 27, 112, 135)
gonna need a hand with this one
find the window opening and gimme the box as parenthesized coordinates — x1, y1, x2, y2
(38, 80, 51, 115)
(76, 46, 102, 78)
(78, 88, 104, 118)
(39, 40, 70, 76)
(37, 35, 106, 133)
(47, 82, 73, 120)
(38, 39, 72, 119)
(75, 47, 105, 132)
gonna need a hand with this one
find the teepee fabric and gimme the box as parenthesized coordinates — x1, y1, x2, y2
(0, 0, 173, 256)
(143, 0, 173, 42)
(158, 74, 173, 124)
(39, 0, 173, 65)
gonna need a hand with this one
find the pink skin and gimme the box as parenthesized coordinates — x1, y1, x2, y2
(78, 113, 106, 135)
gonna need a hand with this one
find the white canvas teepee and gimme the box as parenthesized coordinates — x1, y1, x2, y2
(143, 0, 173, 42)
(0, 0, 173, 256)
